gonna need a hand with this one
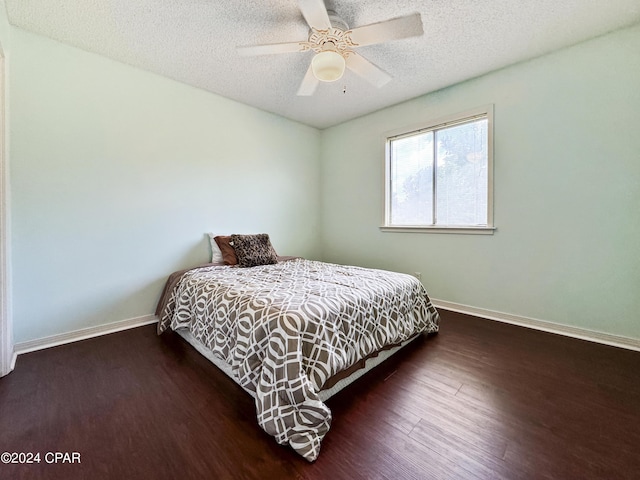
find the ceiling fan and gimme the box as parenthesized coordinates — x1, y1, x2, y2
(237, 0, 424, 96)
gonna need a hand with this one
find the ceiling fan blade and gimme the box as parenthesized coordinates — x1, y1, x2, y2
(345, 52, 392, 88)
(298, 0, 331, 30)
(348, 13, 423, 47)
(237, 42, 305, 56)
(297, 64, 320, 96)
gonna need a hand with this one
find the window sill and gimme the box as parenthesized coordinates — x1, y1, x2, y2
(379, 225, 496, 235)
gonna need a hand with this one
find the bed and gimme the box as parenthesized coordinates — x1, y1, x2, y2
(156, 236, 440, 462)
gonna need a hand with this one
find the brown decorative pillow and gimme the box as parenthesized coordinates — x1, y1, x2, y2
(231, 233, 278, 268)
(214, 235, 238, 265)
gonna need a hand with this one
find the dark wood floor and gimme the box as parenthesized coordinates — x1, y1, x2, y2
(1, 311, 638, 480)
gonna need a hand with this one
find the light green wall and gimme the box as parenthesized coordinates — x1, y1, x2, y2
(7, 18, 640, 344)
(320, 25, 640, 340)
(10, 28, 321, 342)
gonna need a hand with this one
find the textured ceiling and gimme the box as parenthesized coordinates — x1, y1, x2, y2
(5, 0, 640, 128)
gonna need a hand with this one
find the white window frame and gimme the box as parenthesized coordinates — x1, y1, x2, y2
(381, 105, 495, 234)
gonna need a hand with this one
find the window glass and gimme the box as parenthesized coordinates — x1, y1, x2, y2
(390, 132, 434, 225)
(435, 120, 488, 226)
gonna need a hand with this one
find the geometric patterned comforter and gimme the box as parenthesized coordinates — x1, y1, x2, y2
(157, 258, 440, 461)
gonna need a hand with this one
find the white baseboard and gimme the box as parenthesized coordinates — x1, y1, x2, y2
(432, 299, 640, 352)
(11, 302, 639, 358)
(14, 314, 158, 356)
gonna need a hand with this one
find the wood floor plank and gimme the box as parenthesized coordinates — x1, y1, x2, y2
(1, 310, 638, 479)
(407, 419, 513, 480)
(328, 401, 479, 480)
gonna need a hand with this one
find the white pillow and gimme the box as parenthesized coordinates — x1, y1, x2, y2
(207, 233, 224, 263)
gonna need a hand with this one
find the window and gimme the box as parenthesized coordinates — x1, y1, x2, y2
(383, 106, 494, 234)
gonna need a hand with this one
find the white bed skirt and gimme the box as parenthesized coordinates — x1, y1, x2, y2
(175, 328, 420, 402)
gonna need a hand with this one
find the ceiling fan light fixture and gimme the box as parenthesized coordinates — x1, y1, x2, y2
(311, 50, 345, 82)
